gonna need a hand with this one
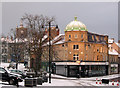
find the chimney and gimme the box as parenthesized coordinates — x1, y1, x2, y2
(118, 40, 120, 43)
(111, 38, 114, 42)
(57, 28, 59, 35)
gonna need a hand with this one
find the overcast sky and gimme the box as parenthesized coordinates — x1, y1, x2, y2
(2, 2, 118, 41)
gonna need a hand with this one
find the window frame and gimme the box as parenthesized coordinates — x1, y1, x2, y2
(73, 45, 79, 50)
(75, 34, 78, 38)
(69, 35, 71, 39)
(73, 54, 79, 60)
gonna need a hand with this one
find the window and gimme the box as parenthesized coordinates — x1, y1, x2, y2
(81, 34, 83, 38)
(0, 67, 6, 73)
(73, 54, 75, 60)
(96, 36, 99, 41)
(102, 37, 104, 41)
(85, 44, 88, 50)
(73, 54, 79, 60)
(97, 49, 99, 52)
(88, 44, 91, 48)
(69, 35, 71, 38)
(73, 45, 79, 50)
(75, 34, 77, 38)
(97, 56, 99, 60)
(62, 44, 64, 47)
(92, 35, 94, 41)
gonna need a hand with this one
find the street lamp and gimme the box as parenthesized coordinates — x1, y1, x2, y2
(42, 22, 58, 83)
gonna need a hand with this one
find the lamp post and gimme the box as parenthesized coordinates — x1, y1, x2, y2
(48, 22, 51, 83)
(42, 22, 58, 83)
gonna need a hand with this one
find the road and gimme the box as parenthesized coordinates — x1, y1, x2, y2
(110, 77, 120, 82)
(0, 78, 119, 88)
(1, 73, 120, 87)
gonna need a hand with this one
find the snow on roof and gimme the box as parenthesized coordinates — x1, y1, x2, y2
(12, 38, 28, 43)
(42, 35, 48, 41)
(115, 42, 120, 48)
(108, 44, 111, 47)
(43, 34, 65, 46)
(52, 34, 65, 41)
(108, 39, 114, 43)
(109, 49, 118, 55)
(53, 38, 65, 45)
(1, 37, 29, 43)
(88, 31, 108, 36)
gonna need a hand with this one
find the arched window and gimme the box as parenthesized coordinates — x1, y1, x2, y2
(81, 34, 83, 38)
(69, 35, 71, 38)
(75, 34, 77, 38)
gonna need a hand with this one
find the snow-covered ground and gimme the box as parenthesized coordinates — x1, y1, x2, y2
(0, 63, 120, 87)
(0, 63, 25, 71)
(1, 74, 120, 87)
(40, 74, 120, 87)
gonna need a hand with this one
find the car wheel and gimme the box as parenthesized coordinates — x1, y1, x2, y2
(9, 79, 15, 85)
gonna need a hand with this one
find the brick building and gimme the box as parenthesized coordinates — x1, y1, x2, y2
(43, 17, 109, 77)
(108, 38, 120, 74)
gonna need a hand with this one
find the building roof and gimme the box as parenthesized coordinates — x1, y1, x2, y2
(109, 49, 118, 55)
(115, 42, 120, 48)
(108, 38, 114, 44)
(53, 37, 65, 45)
(43, 34, 65, 46)
(64, 17, 88, 31)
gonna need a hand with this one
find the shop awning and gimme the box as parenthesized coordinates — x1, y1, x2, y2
(111, 64, 118, 67)
(55, 62, 109, 65)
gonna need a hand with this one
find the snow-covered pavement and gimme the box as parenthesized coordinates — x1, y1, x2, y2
(1, 74, 120, 87)
(0, 63, 25, 71)
(0, 63, 120, 87)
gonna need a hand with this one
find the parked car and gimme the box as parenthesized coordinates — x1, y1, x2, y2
(0, 67, 23, 85)
(9, 69, 26, 79)
(7, 62, 16, 69)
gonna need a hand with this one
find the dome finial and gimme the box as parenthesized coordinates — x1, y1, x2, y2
(74, 16, 77, 21)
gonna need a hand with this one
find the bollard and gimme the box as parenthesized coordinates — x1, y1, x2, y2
(112, 80, 114, 85)
(117, 80, 119, 86)
(96, 78, 98, 84)
(99, 79, 102, 84)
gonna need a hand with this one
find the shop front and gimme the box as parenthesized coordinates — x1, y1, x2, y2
(53, 61, 109, 77)
(110, 64, 118, 74)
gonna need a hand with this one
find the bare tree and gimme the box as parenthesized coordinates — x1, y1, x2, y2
(22, 13, 56, 76)
(8, 29, 25, 69)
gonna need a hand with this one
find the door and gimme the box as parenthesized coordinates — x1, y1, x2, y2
(68, 66, 79, 77)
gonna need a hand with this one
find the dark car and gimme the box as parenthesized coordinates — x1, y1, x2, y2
(0, 67, 23, 85)
(9, 69, 26, 79)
